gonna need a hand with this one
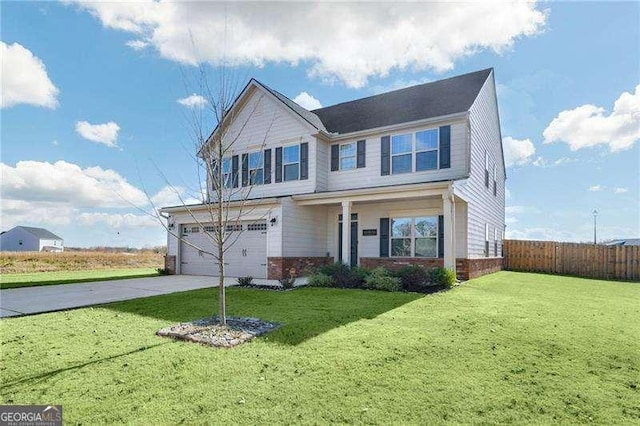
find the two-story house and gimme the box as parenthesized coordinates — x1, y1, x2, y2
(161, 68, 505, 281)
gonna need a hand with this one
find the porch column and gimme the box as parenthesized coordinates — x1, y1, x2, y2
(442, 192, 456, 270)
(341, 201, 351, 265)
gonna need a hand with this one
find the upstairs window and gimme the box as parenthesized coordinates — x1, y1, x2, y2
(493, 164, 497, 196)
(283, 145, 300, 181)
(222, 157, 233, 188)
(415, 129, 438, 171)
(340, 143, 356, 170)
(391, 134, 412, 174)
(249, 151, 264, 185)
(484, 151, 490, 188)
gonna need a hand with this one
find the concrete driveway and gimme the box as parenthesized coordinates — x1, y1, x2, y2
(0, 275, 248, 318)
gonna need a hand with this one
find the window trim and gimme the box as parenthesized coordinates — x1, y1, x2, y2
(339, 142, 357, 171)
(390, 127, 440, 175)
(390, 216, 438, 258)
(248, 151, 264, 186)
(282, 144, 300, 182)
(221, 157, 233, 188)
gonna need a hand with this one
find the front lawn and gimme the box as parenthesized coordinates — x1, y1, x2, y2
(0, 268, 160, 289)
(1, 271, 638, 423)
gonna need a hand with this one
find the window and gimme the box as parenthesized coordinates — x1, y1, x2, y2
(484, 151, 490, 188)
(415, 129, 438, 171)
(249, 151, 264, 185)
(190, 226, 200, 233)
(182, 226, 190, 236)
(485, 223, 490, 257)
(391, 216, 437, 257)
(494, 228, 498, 256)
(340, 143, 356, 170)
(283, 145, 300, 181)
(493, 164, 497, 196)
(391, 134, 412, 174)
(222, 157, 232, 188)
(203, 226, 216, 233)
(225, 224, 243, 232)
(247, 223, 267, 231)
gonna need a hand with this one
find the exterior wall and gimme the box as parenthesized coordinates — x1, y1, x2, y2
(39, 238, 64, 251)
(207, 87, 318, 202)
(0, 228, 39, 251)
(454, 71, 505, 258)
(267, 256, 334, 279)
(326, 119, 469, 192)
(456, 258, 503, 280)
(315, 136, 329, 192)
(280, 198, 328, 257)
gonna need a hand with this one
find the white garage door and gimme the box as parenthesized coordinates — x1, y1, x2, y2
(179, 221, 267, 278)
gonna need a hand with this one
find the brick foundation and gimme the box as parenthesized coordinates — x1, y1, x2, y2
(360, 257, 444, 271)
(267, 257, 334, 279)
(456, 257, 503, 280)
(164, 255, 176, 275)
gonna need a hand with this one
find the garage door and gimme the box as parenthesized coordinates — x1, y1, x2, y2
(179, 221, 267, 278)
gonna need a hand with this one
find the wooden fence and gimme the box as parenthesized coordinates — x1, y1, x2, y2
(503, 239, 640, 281)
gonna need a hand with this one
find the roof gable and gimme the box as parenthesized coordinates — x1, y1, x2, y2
(18, 226, 63, 240)
(312, 68, 492, 134)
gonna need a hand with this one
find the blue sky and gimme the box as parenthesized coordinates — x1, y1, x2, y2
(1, 1, 638, 248)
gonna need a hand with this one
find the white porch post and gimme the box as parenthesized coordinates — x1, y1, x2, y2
(341, 201, 351, 265)
(442, 192, 456, 270)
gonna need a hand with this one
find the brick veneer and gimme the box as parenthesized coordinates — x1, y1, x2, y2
(456, 258, 503, 280)
(360, 257, 444, 271)
(267, 257, 334, 279)
(164, 255, 176, 275)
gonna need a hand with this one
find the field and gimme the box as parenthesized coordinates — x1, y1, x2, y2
(0, 251, 164, 289)
(1, 271, 638, 424)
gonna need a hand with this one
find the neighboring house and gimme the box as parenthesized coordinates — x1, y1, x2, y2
(0, 226, 64, 252)
(161, 68, 505, 280)
(604, 239, 640, 247)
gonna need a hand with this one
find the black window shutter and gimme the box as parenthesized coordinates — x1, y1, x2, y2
(275, 147, 282, 183)
(241, 154, 249, 187)
(438, 215, 444, 258)
(357, 140, 366, 168)
(381, 136, 390, 176)
(439, 125, 451, 169)
(300, 142, 309, 180)
(379, 218, 390, 257)
(211, 159, 218, 190)
(264, 149, 271, 184)
(330, 144, 339, 171)
(232, 155, 239, 188)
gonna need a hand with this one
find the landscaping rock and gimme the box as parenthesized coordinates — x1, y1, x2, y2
(157, 316, 281, 348)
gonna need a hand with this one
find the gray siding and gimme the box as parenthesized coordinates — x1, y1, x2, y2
(454, 72, 505, 258)
(280, 198, 328, 257)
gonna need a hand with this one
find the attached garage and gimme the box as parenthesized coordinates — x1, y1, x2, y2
(179, 221, 268, 278)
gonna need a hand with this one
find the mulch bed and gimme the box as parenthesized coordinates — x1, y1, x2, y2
(157, 316, 281, 348)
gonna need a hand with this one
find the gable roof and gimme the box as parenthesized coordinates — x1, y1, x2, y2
(17, 226, 63, 240)
(311, 68, 493, 134)
(253, 80, 326, 131)
(604, 238, 640, 246)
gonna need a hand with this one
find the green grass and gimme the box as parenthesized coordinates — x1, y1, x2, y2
(1, 271, 638, 424)
(0, 268, 160, 289)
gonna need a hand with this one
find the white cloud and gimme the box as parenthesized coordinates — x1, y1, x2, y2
(177, 94, 208, 109)
(505, 227, 578, 242)
(588, 185, 604, 192)
(614, 187, 628, 194)
(68, 1, 546, 88)
(505, 188, 511, 199)
(505, 206, 525, 214)
(370, 77, 432, 95)
(503, 136, 536, 167)
(0, 160, 148, 208)
(532, 156, 547, 167)
(553, 157, 576, 166)
(75, 121, 120, 148)
(543, 85, 640, 152)
(293, 92, 322, 110)
(150, 185, 201, 207)
(0, 41, 59, 109)
(125, 39, 148, 50)
(52, 140, 59, 146)
(77, 212, 157, 229)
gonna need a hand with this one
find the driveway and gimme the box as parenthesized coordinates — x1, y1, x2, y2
(0, 275, 256, 318)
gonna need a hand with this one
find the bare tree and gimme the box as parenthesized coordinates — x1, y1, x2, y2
(147, 65, 274, 325)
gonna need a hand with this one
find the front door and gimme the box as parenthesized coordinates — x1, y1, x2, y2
(338, 214, 358, 267)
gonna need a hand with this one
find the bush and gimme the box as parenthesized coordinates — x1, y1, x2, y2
(279, 277, 296, 289)
(237, 276, 253, 286)
(396, 265, 430, 292)
(156, 267, 171, 275)
(316, 263, 368, 288)
(364, 267, 402, 292)
(307, 273, 334, 288)
(430, 267, 457, 288)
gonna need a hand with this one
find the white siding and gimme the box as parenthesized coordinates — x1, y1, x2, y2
(39, 238, 63, 251)
(326, 120, 468, 192)
(207, 87, 317, 201)
(315, 136, 329, 192)
(455, 71, 505, 258)
(280, 198, 328, 257)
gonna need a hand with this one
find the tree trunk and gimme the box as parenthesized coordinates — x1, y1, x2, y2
(217, 234, 226, 325)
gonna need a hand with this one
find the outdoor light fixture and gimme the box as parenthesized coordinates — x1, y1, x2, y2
(270, 217, 277, 226)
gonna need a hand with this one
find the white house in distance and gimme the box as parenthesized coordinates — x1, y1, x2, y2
(0, 226, 64, 252)
(161, 68, 505, 280)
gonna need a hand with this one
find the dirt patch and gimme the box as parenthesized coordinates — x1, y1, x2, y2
(157, 317, 281, 348)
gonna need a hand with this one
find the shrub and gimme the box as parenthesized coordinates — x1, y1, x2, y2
(279, 277, 296, 289)
(307, 273, 334, 288)
(156, 267, 171, 275)
(364, 267, 401, 292)
(237, 276, 253, 286)
(396, 265, 430, 292)
(430, 267, 457, 288)
(317, 262, 367, 288)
